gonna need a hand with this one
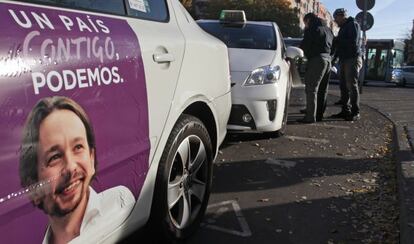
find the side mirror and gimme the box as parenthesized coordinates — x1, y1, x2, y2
(286, 46, 304, 59)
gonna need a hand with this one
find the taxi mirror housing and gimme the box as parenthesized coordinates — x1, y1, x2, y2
(286, 46, 304, 59)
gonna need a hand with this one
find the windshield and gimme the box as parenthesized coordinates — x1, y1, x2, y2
(199, 22, 277, 50)
(392, 49, 404, 68)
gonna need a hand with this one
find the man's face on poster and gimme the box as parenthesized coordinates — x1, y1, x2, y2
(34, 109, 95, 217)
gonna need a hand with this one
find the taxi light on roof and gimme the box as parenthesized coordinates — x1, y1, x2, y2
(219, 10, 246, 24)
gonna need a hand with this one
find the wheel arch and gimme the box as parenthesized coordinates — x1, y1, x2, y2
(123, 99, 221, 238)
(183, 101, 218, 156)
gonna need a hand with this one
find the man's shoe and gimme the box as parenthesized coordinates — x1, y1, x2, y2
(297, 118, 315, 124)
(330, 111, 347, 119)
(345, 113, 360, 121)
(300, 108, 306, 114)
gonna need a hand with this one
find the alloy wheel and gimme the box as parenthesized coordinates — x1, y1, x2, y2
(167, 135, 208, 229)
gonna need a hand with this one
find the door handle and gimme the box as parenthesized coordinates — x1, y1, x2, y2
(153, 53, 175, 63)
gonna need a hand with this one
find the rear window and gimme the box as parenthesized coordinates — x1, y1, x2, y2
(18, 0, 125, 15)
(126, 0, 169, 22)
(15, 0, 169, 22)
(199, 22, 277, 50)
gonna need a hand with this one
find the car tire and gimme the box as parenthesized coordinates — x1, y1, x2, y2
(148, 114, 213, 242)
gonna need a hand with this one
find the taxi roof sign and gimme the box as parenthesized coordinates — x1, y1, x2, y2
(219, 10, 246, 24)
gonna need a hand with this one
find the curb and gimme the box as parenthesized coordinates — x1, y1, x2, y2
(358, 103, 414, 244)
(393, 125, 414, 244)
(329, 91, 414, 243)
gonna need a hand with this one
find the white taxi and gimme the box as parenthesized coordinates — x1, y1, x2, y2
(198, 11, 303, 135)
(0, 0, 231, 243)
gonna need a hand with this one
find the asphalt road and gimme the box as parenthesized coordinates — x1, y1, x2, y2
(185, 86, 399, 244)
(126, 83, 406, 244)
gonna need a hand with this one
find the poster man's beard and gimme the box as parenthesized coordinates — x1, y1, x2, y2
(38, 170, 87, 217)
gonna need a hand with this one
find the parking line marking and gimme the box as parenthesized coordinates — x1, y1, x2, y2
(285, 135, 329, 144)
(265, 158, 297, 168)
(310, 123, 350, 129)
(208, 206, 229, 221)
(203, 200, 252, 237)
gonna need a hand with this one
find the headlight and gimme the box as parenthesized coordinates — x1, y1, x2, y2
(243, 65, 281, 86)
(391, 69, 402, 79)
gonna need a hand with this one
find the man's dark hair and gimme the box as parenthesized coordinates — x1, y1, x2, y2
(19, 96, 97, 188)
(304, 13, 323, 28)
(303, 12, 317, 22)
(333, 8, 347, 18)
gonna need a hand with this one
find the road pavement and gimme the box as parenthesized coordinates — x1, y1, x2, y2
(125, 82, 407, 244)
(331, 81, 414, 244)
(185, 85, 399, 244)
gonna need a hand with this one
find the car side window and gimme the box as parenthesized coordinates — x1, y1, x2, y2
(125, 0, 169, 22)
(16, 0, 169, 22)
(22, 0, 126, 15)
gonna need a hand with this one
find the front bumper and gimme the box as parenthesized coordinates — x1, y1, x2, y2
(228, 72, 286, 132)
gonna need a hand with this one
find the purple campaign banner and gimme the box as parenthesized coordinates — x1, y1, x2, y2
(0, 2, 149, 243)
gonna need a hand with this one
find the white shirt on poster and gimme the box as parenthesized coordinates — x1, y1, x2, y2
(42, 186, 135, 244)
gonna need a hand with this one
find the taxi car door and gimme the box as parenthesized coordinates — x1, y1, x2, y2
(0, 0, 184, 243)
(124, 1, 185, 161)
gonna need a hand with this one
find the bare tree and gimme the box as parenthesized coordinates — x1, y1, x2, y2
(181, 0, 302, 37)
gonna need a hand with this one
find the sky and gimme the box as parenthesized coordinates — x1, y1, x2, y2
(321, 0, 414, 39)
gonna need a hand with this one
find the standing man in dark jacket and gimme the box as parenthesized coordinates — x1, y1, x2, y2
(298, 13, 334, 123)
(331, 8, 363, 121)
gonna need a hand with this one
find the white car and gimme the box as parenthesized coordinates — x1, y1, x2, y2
(198, 11, 303, 134)
(402, 66, 414, 86)
(0, 0, 231, 243)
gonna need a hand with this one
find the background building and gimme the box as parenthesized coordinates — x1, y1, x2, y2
(287, 0, 336, 33)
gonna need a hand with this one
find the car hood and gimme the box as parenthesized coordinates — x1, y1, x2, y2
(228, 48, 276, 72)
